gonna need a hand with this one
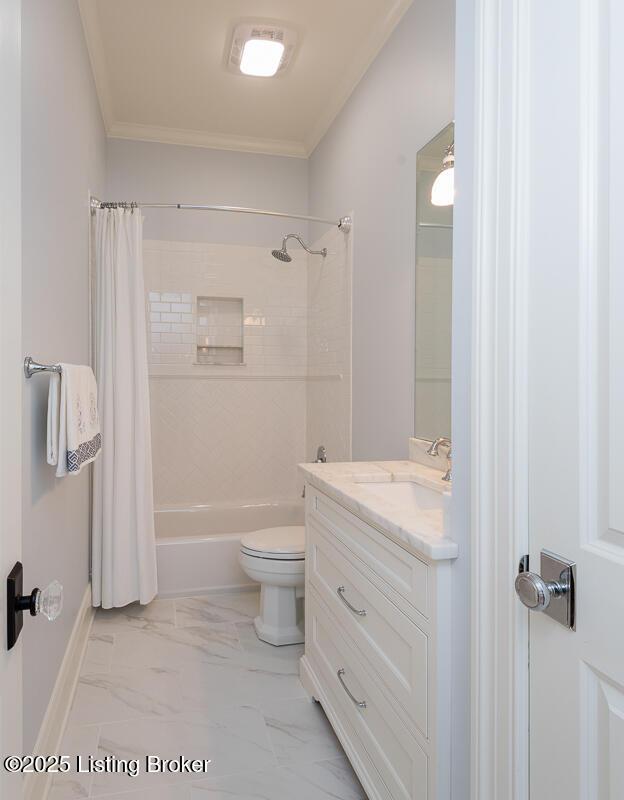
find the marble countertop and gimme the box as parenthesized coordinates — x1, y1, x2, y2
(298, 460, 458, 562)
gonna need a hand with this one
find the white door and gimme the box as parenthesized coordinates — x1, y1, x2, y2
(523, 0, 624, 796)
(464, 0, 624, 797)
(0, 0, 23, 796)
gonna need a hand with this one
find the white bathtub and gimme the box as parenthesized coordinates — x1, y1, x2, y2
(155, 501, 304, 596)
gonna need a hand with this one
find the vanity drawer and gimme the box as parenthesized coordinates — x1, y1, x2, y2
(308, 486, 430, 619)
(307, 588, 429, 800)
(308, 519, 428, 737)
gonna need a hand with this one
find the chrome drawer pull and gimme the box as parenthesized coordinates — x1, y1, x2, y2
(337, 586, 366, 616)
(337, 668, 367, 709)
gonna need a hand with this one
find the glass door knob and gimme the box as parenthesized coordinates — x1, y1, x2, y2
(7, 562, 63, 649)
(17, 579, 63, 621)
(36, 580, 63, 621)
(35, 580, 64, 621)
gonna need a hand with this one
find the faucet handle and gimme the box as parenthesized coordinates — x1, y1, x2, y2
(426, 437, 452, 482)
(426, 437, 452, 457)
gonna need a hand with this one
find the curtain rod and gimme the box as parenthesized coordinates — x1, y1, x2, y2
(90, 197, 352, 233)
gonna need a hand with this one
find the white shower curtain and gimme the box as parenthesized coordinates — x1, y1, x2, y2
(92, 207, 158, 608)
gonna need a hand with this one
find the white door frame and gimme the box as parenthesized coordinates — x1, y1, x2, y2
(0, 0, 23, 792)
(457, 0, 531, 798)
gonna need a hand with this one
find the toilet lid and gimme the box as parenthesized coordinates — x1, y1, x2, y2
(240, 526, 305, 559)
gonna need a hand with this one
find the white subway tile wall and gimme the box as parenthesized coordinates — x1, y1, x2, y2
(144, 241, 307, 375)
(144, 238, 351, 508)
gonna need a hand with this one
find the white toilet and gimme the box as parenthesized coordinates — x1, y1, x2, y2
(239, 525, 305, 646)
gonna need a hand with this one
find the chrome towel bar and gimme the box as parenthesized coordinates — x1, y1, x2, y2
(24, 357, 61, 379)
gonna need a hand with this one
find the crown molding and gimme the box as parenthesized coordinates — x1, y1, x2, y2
(106, 121, 308, 158)
(304, 0, 414, 156)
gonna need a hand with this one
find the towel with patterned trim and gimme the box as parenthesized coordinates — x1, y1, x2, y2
(47, 364, 101, 477)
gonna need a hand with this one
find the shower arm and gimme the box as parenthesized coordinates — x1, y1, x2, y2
(281, 234, 327, 257)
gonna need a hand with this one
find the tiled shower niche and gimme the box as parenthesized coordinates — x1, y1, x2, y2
(196, 296, 244, 365)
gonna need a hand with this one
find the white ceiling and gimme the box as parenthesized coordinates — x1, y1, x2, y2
(79, 0, 413, 158)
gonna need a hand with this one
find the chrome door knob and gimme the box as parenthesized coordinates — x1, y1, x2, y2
(515, 551, 576, 629)
(514, 571, 568, 612)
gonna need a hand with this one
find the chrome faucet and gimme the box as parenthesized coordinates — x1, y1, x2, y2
(315, 445, 327, 463)
(426, 437, 452, 482)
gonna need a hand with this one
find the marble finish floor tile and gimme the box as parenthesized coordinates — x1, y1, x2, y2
(110, 624, 241, 669)
(191, 757, 366, 800)
(62, 592, 361, 798)
(92, 707, 275, 795)
(237, 621, 304, 664)
(49, 725, 100, 800)
(174, 592, 260, 628)
(177, 655, 305, 715)
(176, 661, 255, 714)
(229, 623, 307, 707)
(87, 787, 191, 800)
(69, 666, 182, 726)
(262, 697, 344, 766)
(92, 599, 176, 634)
(82, 635, 114, 674)
(86, 788, 190, 800)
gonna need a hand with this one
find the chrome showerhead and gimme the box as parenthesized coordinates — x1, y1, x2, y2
(271, 247, 292, 262)
(271, 233, 327, 263)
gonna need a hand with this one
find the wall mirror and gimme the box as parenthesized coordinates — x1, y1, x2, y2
(414, 122, 454, 441)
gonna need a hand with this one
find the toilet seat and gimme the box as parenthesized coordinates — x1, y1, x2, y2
(240, 526, 305, 561)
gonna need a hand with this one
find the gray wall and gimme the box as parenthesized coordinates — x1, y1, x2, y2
(308, 0, 455, 460)
(106, 139, 308, 247)
(21, 0, 106, 752)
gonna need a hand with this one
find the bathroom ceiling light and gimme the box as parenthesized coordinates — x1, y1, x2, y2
(240, 39, 284, 77)
(431, 142, 455, 207)
(228, 23, 297, 78)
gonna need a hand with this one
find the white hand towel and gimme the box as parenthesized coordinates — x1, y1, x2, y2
(47, 364, 101, 477)
(46, 373, 60, 467)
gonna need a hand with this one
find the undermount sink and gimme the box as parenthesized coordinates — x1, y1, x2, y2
(356, 480, 444, 511)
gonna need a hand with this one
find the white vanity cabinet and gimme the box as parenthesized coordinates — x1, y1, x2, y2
(300, 481, 454, 800)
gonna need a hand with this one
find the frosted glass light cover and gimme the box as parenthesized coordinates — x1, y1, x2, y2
(240, 39, 285, 77)
(36, 580, 63, 621)
(431, 166, 455, 207)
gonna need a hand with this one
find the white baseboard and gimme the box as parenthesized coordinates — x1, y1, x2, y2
(157, 582, 258, 599)
(24, 584, 95, 800)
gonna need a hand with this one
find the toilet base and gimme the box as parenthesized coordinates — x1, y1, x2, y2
(254, 615, 304, 646)
(254, 584, 304, 646)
